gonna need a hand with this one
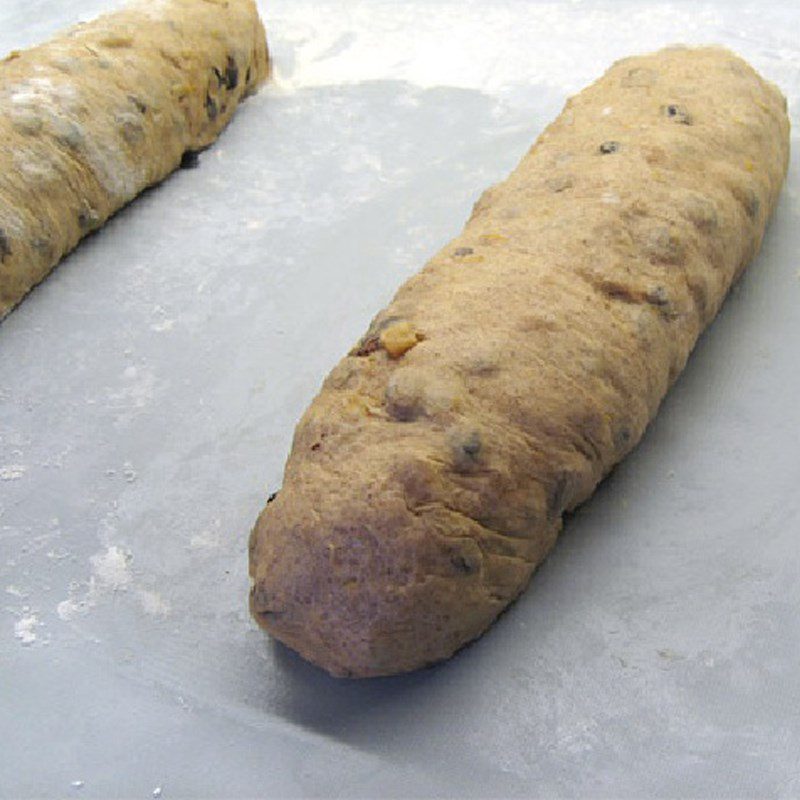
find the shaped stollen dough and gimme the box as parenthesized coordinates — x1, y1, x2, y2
(0, 0, 269, 318)
(250, 46, 789, 677)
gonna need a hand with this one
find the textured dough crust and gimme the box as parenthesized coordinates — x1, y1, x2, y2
(0, 0, 269, 318)
(250, 47, 790, 677)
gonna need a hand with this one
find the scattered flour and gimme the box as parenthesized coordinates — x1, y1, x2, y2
(190, 518, 223, 551)
(57, 588, 96, 621)
(150, 306, 176, 333)
(151, 318, 175, 333)
(57, 545, 171, 621)
(14, 612, 40, 645)
(6, 63, 140, 201)
(105, 364, 156, 410)
(8, 76, 75, 105)
(0, 465, 27, 481)
(56, 545, 132, 621)
(138, 590, 170, 617)
(90, 545, 133, 588)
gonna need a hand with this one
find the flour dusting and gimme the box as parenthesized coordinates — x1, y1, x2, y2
(105, 363, 156, 411)
(270, 1, 724, 94)
(14, 612, 40, 645)
(138, 590, 170, 617)
(266, 0, 798, 106)
(90, 545, 132, 589)
(189, 517, 223, 551)
(56, 545, 132, 621)
(0, 465, 27, 481)
(57, 587, 97, 622)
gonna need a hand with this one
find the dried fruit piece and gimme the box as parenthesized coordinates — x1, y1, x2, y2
(379, 321, 420, 358)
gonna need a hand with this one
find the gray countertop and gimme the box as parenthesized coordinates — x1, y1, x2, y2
(1, 1, 799, 797)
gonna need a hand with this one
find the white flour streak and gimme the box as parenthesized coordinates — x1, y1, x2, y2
(56, 545, 132, 621)
(263, 0, 799, 107)
(90, 545, 132, 589)
(268, 1, 725, 94)
(14, 612, 40, 645)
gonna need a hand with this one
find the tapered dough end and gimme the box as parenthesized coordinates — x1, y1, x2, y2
(249, 383, 564, 677)
(249, 467, 549, 678)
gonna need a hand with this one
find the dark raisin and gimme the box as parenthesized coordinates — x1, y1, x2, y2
(662, 104, 692, 125)
(266, 491, 279, 504)
(77, 207, 100, 231)
(451, 554, 477, 575)
(547, 473, 569, 519)
(128, 94, 147, 113)
(352, 336, 380, 357)
(453, 247, 474, 257)
(310, 442, 321, 452)
(599, 141, 620, 154)
(225, 56, 239, 90)
(32, 237, 52, 258)
(205, 93, 218, 120)
(180, 150, 200, 169)
(245, 66, 252, 84)
(461, 431, 481, 458)
(614, 427, 632, 449)
(350, 315, 402, 357)
(449, 429, 482, 472)
(0, 228, 10, 262)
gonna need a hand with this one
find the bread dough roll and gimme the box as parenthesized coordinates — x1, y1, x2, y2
(0, 0, 269, 318)
(249, 47, 790, 677)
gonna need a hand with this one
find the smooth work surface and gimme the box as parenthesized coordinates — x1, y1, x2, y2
(1, 1, 799, 797)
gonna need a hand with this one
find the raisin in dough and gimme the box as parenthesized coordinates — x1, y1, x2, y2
(250, 47, 790, 677)
(0, 0, 269, 318)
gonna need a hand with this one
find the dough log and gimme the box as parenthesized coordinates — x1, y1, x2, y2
(0, 0, 269, 318)
(250, 47, 790, 677)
